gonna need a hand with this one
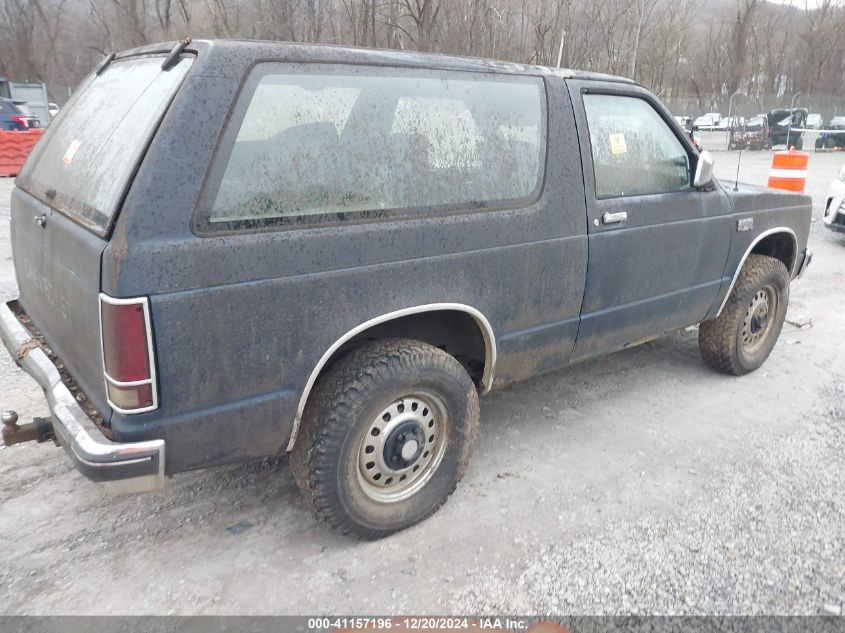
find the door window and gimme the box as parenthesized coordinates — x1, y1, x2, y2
(584, 94, 691, 199)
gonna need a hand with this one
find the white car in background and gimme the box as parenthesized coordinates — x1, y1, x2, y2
(823, 163, 845, 233)
(806, 113, 822, 129)
(694, 112, 721, 129)
(717, 116, 743, 130)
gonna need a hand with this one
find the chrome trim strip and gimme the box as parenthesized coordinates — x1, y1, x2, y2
(70, 451, 153, 468)
(104, 375, 154, 388)
(98, 293, 159, 415)
(286, 303, 497, 452)
(715, 227, 798, 317)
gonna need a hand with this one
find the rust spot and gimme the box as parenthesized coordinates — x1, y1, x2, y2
(108, 219, 130, 283)
(10, 300, 110, 435)
(15, 339, 39, 361)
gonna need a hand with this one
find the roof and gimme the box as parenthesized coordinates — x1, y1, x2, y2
(115, 38, 636, 85)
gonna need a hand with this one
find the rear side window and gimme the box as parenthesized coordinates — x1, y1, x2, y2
(17, 55, 192, 235)
(584, 94, 690, 199)
(201, 67, 545, 230)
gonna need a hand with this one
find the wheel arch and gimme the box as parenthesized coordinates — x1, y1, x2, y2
(715, 227, 797, 317)
(286, 303, 496, 451)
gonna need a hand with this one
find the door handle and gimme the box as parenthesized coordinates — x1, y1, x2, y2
(601, 211, 628, 225)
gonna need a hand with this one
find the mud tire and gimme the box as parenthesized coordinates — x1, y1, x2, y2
(698, 254, 790, 376)
(290, 339, 480, 539)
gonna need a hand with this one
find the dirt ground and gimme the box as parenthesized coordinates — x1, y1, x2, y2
(0, 145, 843, 615)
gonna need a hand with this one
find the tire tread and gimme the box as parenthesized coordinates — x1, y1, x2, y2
(699, 254, 788, 375)
(290, 339, 479, 540)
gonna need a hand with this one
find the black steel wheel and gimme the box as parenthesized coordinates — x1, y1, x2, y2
(290, 338, 480, 539)
(698, 254, 790, 376)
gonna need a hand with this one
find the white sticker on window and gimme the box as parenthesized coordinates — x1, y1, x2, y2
(63, 139, 81, 165)
(609, 133, 627, 155)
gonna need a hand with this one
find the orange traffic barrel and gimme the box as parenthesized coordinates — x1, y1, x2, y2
(767, 147, 809, 192)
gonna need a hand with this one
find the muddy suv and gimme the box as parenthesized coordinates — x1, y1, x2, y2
(1, 40, 812, 538)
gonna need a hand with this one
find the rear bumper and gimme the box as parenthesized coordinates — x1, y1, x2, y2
(0, 300, 164, 493)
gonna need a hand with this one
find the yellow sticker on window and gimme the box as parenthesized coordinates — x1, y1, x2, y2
(63, 139, 80, 165)
(609, 133, 627, 155)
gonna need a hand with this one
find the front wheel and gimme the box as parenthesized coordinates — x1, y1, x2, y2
(291, 339, 480, 539)
(698, 254, 790, 375)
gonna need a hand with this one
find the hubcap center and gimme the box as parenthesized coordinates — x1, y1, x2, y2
(383, 420, 425, 471)
(401, 440, 419, 461)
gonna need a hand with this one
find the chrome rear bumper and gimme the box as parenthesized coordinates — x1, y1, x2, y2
(0, 300, 164, 493)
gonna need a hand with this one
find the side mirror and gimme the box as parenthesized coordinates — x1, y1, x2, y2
(694, 150, 715, 188)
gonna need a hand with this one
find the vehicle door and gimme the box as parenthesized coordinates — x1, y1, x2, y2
(566, 80, 733, 361)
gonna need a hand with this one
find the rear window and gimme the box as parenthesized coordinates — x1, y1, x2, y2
(200, 66, 545, 231)
(14, 103, 33, 116)
(17, 55, 192, 234)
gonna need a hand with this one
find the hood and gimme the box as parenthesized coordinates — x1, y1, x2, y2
(721, 181, 811, 210)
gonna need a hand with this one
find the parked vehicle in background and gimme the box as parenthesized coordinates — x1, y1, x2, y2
(0, 98, 41, 130)
(815, 116, 845, 150)
(1, 81, 51, 125)
(48, 103, 59, 118)
(0, 40, 813, 539)
(730, 115, 770, 151)
(694, 112, 721, 129)
(717, 116, 743, 130)
(691, 127, 703, 150)
(765, 108, 807, 150)
(674, 115, 692, 130)
(823, 164, 845, 233)
(806, 113, 822, 129)
(674, 115, 702, 150)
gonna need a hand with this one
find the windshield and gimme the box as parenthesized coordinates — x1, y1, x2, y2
(16, 55, 193, 234)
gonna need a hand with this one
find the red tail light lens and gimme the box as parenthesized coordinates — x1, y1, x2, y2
(99, 295, 158, 413)
(10, 115, 28, 128)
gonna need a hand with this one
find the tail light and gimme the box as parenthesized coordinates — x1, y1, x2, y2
(10, 115, 28, 128)
(99, 294, 158, 413)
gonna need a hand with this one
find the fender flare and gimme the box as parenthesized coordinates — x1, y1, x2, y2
(286, 303, 497, 451)
(715, 227, 797, 317)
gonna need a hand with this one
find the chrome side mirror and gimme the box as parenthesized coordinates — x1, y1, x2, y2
(694, 150, 715, 188)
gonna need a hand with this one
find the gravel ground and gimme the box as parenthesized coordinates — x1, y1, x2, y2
(0, 148, 843, 616)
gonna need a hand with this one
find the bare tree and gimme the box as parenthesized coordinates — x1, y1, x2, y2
(0, 0, 841, 114)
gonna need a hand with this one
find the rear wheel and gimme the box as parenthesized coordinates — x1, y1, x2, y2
(291, 339, 480, 539)
(698, 254, 789, 376)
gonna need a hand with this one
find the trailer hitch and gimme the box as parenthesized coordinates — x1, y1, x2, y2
(2, 411, 54, 446)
